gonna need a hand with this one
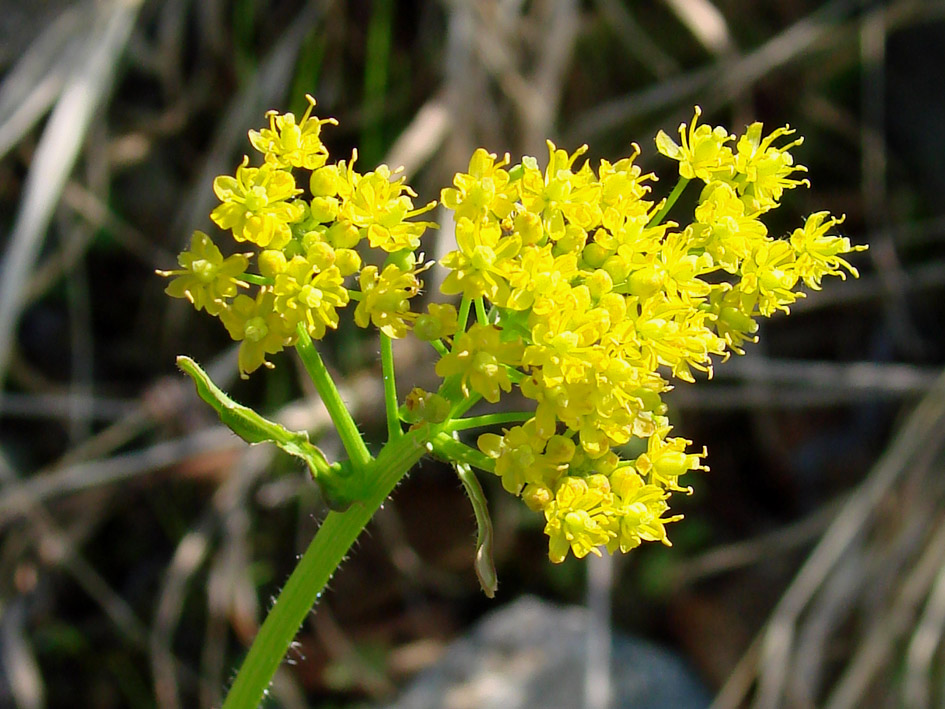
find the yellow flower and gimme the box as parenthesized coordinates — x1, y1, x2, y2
(440, 218, 521, 304)
(598, 147, 654, 217)
(354, 263, 424, 339)
(478, 419, 575, 494)
(648, 230, 715, 302)
(543, 475, 615, 563)
(159, 231, 249, 315)
(440, 148, 517, 223)
(634, 426, 706, 493)
(708, 287, 760, 355)
(731, 122, 809, 212)
(692, 181, 768, 273)
(336, 156, 436, 253)
(605, 470, 683, 554)
(167, 97, 869, 562)
(739, 239, 801, 316)
(210, 157, 303, 248)
(272, 255, 349, 340)
(414, 303, 459, 342)
(627, 296, 726, 382)
(655, 106, 734, 182)
(519, 141, 602, 240)
(248, 94, 338, 170)
(435, 323, 524, 403)
(790, 212, 864, 289)
(505, 245, 578, 311)
(219, 291, 292, 377)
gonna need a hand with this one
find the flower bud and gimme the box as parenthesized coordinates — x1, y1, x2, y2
(258, 249, 287, 277)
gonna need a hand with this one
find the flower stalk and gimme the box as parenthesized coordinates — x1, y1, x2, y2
(294, 325, 371, 468)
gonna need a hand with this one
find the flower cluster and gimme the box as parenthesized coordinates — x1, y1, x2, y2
(435, 108, 864, 562)
(164, 99, 865, 565)
(160, 95, 435, 376)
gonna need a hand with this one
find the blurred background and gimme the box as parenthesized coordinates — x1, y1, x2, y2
(1, 0, 944, 707)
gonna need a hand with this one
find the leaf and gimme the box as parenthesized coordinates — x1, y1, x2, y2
(177, 355, 340, 489)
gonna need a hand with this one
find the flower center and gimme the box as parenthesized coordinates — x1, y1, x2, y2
(471, 244, 496, 271)
(244, 316, 269, 342)
(244, 186, 269, 212)
(191, 258, 216, 282)
(298, 284, 323, 308)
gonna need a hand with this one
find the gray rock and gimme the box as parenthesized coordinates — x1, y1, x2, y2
(384, 596, 710, 709)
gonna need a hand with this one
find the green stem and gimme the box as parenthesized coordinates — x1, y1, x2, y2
(450, 390, 481, 419)
(474, 297, 488, 325)
(431, 431, 493, 472)
(447, 411, 534, 431)
(456, 295, 472, 343)
(294, 326, 372, 468)
(221, 430, 428, 709)
(380, 333, 401, 441)
(647, 176, 690, 227)
(505, 365, 526, 385)
(241, 273, 273, 286)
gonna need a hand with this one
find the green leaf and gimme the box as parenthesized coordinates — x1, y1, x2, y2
(177, 356, 354, 505)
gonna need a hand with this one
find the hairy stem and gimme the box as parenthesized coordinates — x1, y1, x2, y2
(221, 430, 428, 709)
(432, 431, 493, 472)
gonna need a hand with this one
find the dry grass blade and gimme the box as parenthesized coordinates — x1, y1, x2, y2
(903, 558, 945, 708)
(151, 523, 213, 709)
(792, 261, 945, 314)
(200, 448, 270, 708)
(0, 435, 172, 708)
(758, 372, 945, 706)
(592, 0, 680, 78)
(824, 514, 945, 708)
(662, 0, 734, 56)
(711, 367, 945, 708)
(716, 359, 938, 398)
(671, 500, 841, 587)
(0, 392, 137, 421)
(0, 599, 45, 709)
(0, 0, 143, 395)
(568, 0, 858, 141)
(383, 93, 451, 179)
(791, 550, 868, 705)
(0, 427, 239, 528)
(171, 0, 332, 245)
(0, 2, 88, 161)
(151, 446, 272, 709)
(669, 359, 938, 410)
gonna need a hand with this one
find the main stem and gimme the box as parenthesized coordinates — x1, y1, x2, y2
(221, 430, 428, 709)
